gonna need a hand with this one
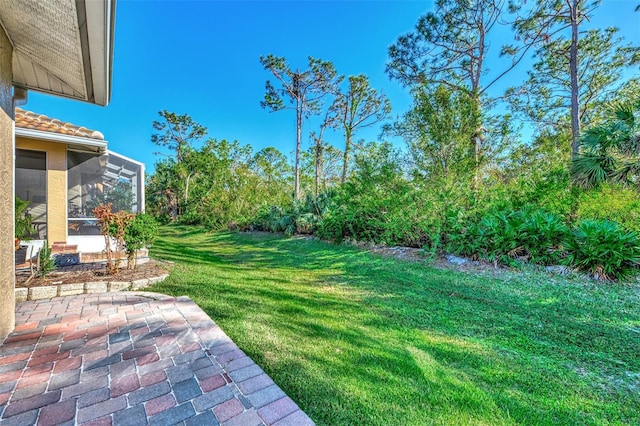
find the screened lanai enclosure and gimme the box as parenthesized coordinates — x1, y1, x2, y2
(67, 150, 145, 237)
(15, 149, 47, 239)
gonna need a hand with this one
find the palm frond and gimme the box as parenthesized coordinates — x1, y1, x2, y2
(572, 153, 616, 188)
(611, 101, 635, 127)
(580, 126, 609, 150)
(614, 158, 640, 186)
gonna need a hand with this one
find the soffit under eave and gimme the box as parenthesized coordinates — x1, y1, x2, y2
(0, 0, 114, 106)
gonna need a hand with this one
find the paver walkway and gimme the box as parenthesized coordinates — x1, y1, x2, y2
(0, 292, 314, 426)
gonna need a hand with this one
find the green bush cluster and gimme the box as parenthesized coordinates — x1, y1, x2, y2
(251, 194, 326, 236)
(315, 145, 453, 249)
(317, 181, 445, 248)
(447, 208, 569, 267)
(450, 209, 640, 280)
(123, 213, 159, 268)
(317, 188, 414, 246)
(575, 184, 640, 233)
(565, 220, 640, 281)
(318, 196, 640, 281)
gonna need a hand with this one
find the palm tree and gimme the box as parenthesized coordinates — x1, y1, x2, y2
(572, 100, 640, 189)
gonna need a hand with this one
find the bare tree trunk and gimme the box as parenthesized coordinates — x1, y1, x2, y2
(185, 173, 191, 205)
(470, 93, 482, 201)
(127, 250, 135, 270)
(473, 25, 485, 201)
(166, 190, 177, 222)
(341, 130, 352, 184)
(315, 149, 320, 197)
(103, 234, 114, 274)
(473, 133, 480, 196)
(569, 0, 581, 160)
(295, 102, 302, 200)
(314, 121, 328, 197)
(315, 141, 322, 197)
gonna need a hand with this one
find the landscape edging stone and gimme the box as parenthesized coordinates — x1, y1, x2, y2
(16, 273, 169, 301)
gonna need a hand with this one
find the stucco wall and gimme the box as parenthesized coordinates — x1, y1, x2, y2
(0, 27, 14, 340)
(16, 137, 68, 245)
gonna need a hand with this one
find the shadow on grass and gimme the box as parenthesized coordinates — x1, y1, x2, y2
(151, 226, 640, 425)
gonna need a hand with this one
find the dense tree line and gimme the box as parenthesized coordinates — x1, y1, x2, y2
(147, 0, 640, 280)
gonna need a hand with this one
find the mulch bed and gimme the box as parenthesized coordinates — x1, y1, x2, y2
(15, 259, 173, 288)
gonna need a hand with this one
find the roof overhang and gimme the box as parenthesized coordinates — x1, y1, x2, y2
(0, 0, 115, 106)
(107, 149, 145, 168)
(15, 127, 107, 154)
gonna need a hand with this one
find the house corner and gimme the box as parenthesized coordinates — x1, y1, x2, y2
(0, 25, 15, 340)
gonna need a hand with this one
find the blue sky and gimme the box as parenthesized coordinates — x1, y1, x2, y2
(25, 0, 640, 173)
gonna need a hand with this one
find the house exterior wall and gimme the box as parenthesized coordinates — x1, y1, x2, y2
(16, 137, 67, 245)
(0, 26, 14, 340)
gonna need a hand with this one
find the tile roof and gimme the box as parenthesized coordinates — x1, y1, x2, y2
(15, 108, 105, 140)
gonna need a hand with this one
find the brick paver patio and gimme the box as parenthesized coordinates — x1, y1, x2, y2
(0, 292, 314, 425)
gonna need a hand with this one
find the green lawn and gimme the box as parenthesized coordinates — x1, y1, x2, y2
(150, 226, 640, 425)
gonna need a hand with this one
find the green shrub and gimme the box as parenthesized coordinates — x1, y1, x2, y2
(252, 206, 285, 232)
(446, 208, 569, 266)
(252, 201, 321, 236)
(37, 241, 56, 277)
(497, 169, 577, 219)
(575, 184, 640, 233)
(519, 209, 569, 265)
(444, 210, 523, 266)
(278, 214, 296, 236)
(295, 213, 318, 235)
(476, 210, 528, 266)
(316, 179, 435, 247)
(316, 203, 349, 242)
(123, 213, 159, 269)
(564, 219, 640, 281)
(445, 216, 483, 259)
